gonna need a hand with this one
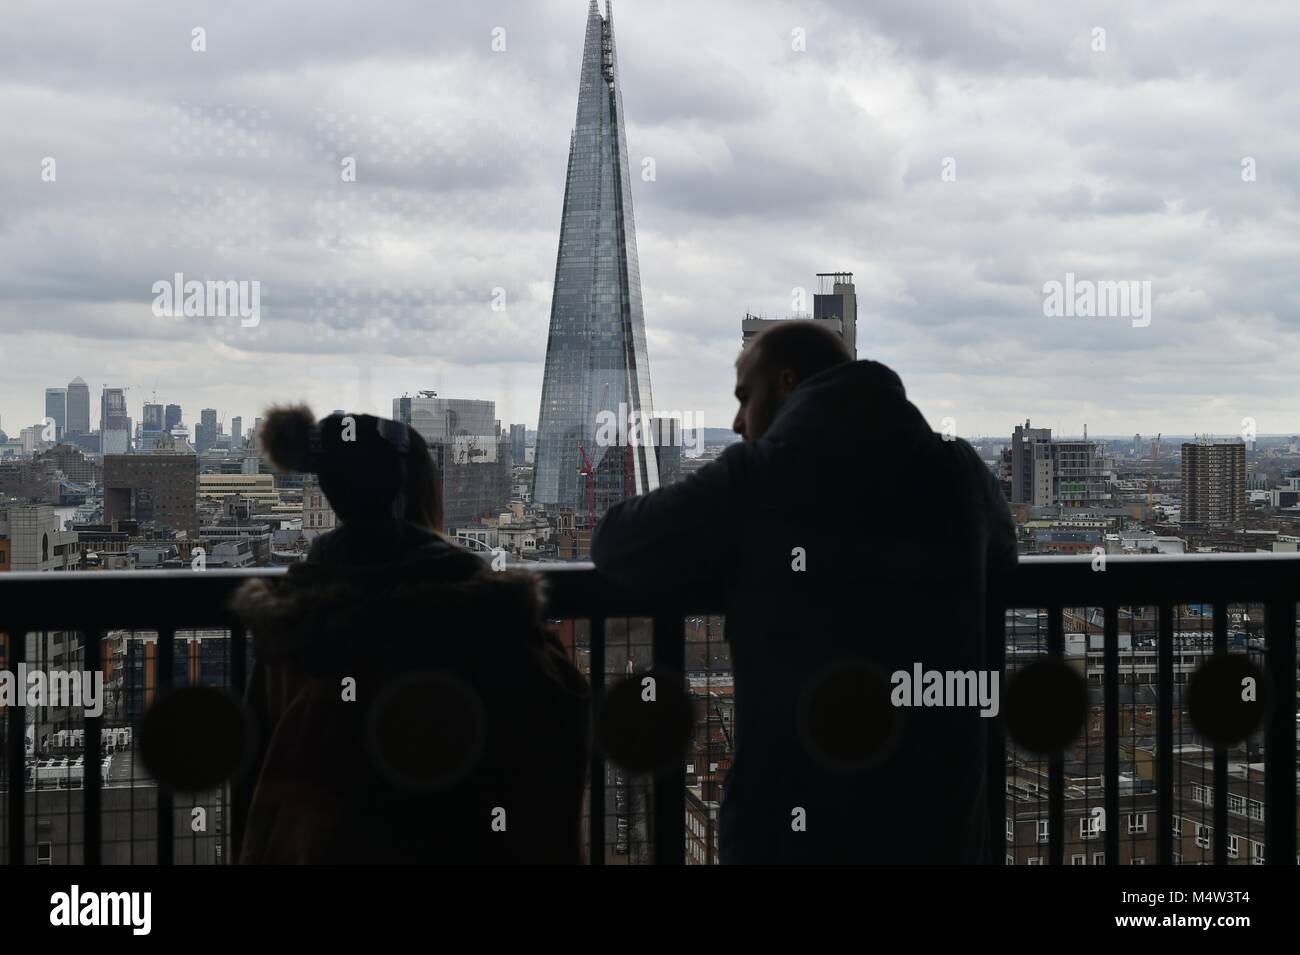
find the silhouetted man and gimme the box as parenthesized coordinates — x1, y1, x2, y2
(592, 322, 1017, 863)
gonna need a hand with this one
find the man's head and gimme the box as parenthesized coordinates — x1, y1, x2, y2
(733, 321, 852, 441)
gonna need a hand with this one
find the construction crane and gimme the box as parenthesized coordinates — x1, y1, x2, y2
(577, 445, 597, 527)
(576, 383, 610, 529)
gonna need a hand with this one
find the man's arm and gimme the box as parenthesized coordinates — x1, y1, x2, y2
(590, 451, 733, 592)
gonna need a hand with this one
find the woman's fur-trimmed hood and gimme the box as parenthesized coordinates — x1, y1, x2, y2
(229, 526, 551, 677)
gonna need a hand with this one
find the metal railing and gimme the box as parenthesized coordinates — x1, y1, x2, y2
(0, 554, 1296, 864)
(991, 553, 1298, 867)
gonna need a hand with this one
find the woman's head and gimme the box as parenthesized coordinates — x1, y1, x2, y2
(259, 405, 443, 531)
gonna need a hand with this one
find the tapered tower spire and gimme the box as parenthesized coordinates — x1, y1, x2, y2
(533, 2, 658, 528)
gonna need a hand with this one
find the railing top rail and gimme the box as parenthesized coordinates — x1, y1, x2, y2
(1, 553, 1299, 630)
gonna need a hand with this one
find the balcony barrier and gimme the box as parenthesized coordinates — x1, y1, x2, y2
(0, 553, 1296, 865)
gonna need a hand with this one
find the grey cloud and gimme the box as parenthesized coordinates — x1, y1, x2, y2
(0, 0, 1296, 438)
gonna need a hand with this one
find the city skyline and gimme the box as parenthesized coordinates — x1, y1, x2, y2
(3, 1, 1299, 438)
(18, 372, 1300, 446)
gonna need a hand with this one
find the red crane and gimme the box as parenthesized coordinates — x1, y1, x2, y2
(577, 444, 597, 529)
(576, 383, 610, 529)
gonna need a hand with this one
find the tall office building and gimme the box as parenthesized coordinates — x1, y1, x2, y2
(813, 272, 857, 358)
(139, 402, 165, 451)
(1009, 420, 1110, 508)
(100, 387, 130, 454)
(394, 393, 498, 459)
(652, 416, 683, 486)
(231, 416, 242, 449)
(1010, 421, 1053, 506)
(1182, 442, 1246, 526)
(393, 392, 509, 533)
(510, 424, 527, 467)
(195, 408, 218, 453)
(165, 404, 183, 432)
(104, 454, 199, 537)
(44, 387, 67, 440)
(533, 0, 659, 528)
(66, 377, 91, 435)
(741, 272, 857, 356)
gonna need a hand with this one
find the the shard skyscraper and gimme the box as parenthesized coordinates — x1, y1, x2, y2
(533, 0, 659, 528)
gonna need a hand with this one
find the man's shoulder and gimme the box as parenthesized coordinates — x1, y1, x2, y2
(933, 434, 989, 478)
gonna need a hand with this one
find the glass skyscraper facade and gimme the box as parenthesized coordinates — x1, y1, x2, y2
(44, 387, 66, 439)
(394, 394, 498, 461)
(533, 0, 658, 527)
(65, 376, 90, 435)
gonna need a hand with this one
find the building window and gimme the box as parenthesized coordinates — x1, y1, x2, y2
(1227, 794, 1245, 815)
(1173, 851, 1182, 864)
(1006, 819, 1014, 842)
(1037, 820, 1049, 843)
(1195, 825, 1211, 849)
(1132, 857, 1146, 865)
(1253, 843, 1265, 865)
(1093, 852, 1105, 865)
(1172, 816, 1182, 837)
(1027, 857, 1042, 866)
(1006, 854, 1014, 865)
(1227, 835, 1239, 859)
(1247, 799, 1263, 821)
(1128, 813, 1147, 834)
(1081, 815, 1101, 839)
(37, 842, 52, 865)
(1071, 854, 1086, 865)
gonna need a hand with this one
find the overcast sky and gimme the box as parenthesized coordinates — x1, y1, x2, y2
(2, 0, 1297, 440)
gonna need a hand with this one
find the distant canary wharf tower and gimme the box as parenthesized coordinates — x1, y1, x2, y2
(533, 0, 659, 528)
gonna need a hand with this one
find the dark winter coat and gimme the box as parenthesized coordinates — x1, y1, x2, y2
(592, 360, 1018, 864)
(230, 519, 591, 864)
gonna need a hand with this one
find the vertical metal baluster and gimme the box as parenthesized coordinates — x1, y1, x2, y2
(1157, 604, 1174, 865)
(651, 613, 686, 866)
(1048, 606, 1064, 866)
(588, 616, 606, 865)
(987, 598, 1006, 864)
(228, 622, 248, 863)
(84, 627, 103, 865)
(1263, 595, 1296, 866)
(1104, 606, 1119, 865)
(1212, 604, 1227, 866)
(5, 625, 25, 866)
(156, 626, 175, 866)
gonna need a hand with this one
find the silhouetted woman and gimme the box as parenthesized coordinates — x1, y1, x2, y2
(231, 407, 590, 863)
